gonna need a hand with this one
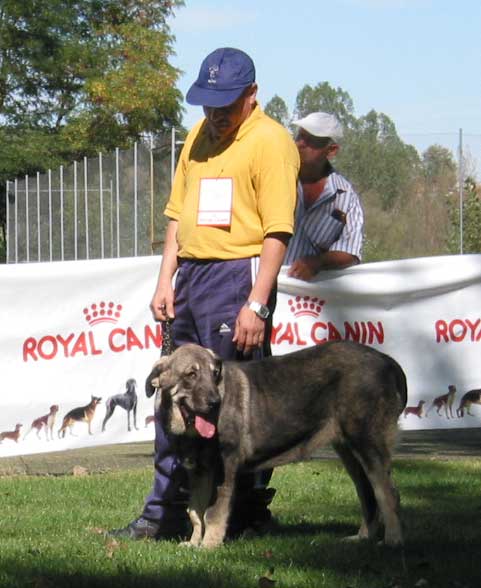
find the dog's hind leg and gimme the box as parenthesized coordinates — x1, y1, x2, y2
(352, 443, 402, 547)
(334, 442, 380, 542)
(102, 403, 115, 432)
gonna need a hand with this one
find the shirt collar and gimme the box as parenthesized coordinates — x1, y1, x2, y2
(301, 166, 340, 209)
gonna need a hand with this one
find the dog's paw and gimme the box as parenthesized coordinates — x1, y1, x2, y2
(200, 538, 223, 549)
(380, 536, 404, 548)
(341, 534, 366, 543)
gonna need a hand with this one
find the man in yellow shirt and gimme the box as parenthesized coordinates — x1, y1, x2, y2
(112, 47, 299, 540)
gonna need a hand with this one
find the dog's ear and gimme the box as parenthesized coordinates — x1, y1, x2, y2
(209, 352, 223, 384)
(145, 356, 170, 398)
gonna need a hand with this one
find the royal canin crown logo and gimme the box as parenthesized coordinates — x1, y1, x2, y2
(288, 296, 325, 318)
(23, 301, 162, 363)
(83, 302, 123, 326)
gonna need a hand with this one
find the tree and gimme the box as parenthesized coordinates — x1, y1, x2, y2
(0, 0, 184, 261)
(422, 144, 457, 197)
(0, 0, 184, 182)
(264, 94, 289, 127)
(293, 82, 355, 128)
(448, 177, 481, 254)
(338, 110, 420, 209)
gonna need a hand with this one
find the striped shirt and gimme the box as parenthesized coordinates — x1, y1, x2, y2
(284, 167, 364, 264)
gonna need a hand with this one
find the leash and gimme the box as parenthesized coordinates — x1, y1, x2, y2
(161, 318, 174, 357)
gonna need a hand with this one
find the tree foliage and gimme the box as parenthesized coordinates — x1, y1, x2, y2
(422, 144, 457, 197)
(294, 82, 355, 128)
(338, 110, 420, 209)
(264, 94, 289, 127)
(0, 0, 184, 183)
(448, 177, 481, 254)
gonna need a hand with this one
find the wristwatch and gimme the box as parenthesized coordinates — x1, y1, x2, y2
(246, 300, 270, 320)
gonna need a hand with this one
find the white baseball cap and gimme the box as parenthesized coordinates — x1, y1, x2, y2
(292, 112, 343, 141)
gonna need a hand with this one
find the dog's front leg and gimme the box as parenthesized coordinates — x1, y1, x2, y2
(133, 404, 139, 430)
(201, 459, 238, 549)
(184, 469, 214, 547)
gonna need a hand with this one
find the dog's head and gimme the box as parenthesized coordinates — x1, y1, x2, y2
(126, 378, 137, 393)
(145, 344, 223, 438)
(91, 395, 102, 405)
(50, 404, 59, 414)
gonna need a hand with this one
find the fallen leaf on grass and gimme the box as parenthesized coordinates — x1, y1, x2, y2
(88, 526, 107, 535)
(105, 538, 121, 559)
(262, 549, 273, 559)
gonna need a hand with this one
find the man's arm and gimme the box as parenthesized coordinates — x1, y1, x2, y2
(233, 232, 290, 354)
(288, 250, 359, 281)
(150, 219, 179, 321)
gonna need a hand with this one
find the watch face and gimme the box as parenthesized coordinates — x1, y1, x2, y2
(247, 301, 270, 319)
(257, 304, 270, 319)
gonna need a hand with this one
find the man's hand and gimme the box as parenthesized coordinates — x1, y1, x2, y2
(233, 305, 265, 355)
(150, 282, 175, 321)
(288, 251, 360, 280)
(287, 256, 322, 280)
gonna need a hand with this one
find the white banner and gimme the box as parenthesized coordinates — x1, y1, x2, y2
(1, 255, 481, 458)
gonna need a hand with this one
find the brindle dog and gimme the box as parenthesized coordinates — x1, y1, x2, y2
(146, 341, 407, 549)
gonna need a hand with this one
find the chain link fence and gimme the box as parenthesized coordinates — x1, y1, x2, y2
(5, 130, 184, 263)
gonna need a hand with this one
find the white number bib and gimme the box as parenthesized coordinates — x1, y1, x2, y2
(197, 178, 233, 227)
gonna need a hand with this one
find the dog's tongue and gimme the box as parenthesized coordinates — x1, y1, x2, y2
(194, 415, 216, 439)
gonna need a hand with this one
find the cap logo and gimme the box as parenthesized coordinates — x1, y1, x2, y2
(208, 65, 219, 85)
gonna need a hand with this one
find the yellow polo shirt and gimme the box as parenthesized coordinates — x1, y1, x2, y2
(164, 105, 299, 259)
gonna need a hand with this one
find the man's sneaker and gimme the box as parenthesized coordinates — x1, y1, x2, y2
(108, 515, 191, 541)
(108, 517, 160, 540)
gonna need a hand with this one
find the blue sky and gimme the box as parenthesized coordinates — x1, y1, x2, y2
(168, 0, 481, 175)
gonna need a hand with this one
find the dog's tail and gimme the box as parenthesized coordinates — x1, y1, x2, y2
(388, 357, 408, 417)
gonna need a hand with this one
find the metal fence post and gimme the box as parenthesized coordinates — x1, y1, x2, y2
(134, 141, 138, 257)
(74, 161, 78, 260)
(36, 172, 41, 262)
(150, 134, 154, 254)
(60, 166, 64, 261)
(99, 152, 104, 259)
(25, 175, 30, 263)
(6, 182, 10, 263)
(115, 147, 120, 258)
(84, 156, 89, 260)
(14, 179, 18, 263)
(48, 169, 52, 262)
(458, 128, 464, 255)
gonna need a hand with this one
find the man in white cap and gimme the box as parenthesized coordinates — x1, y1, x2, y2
(285, 112, 364, 280)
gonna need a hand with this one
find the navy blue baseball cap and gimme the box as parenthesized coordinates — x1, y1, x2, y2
(186, 47, 256, 108)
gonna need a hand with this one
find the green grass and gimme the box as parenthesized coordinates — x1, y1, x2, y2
(1, 459, 480, 588)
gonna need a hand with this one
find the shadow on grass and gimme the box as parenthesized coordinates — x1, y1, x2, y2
(0, 562, 238, 588)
